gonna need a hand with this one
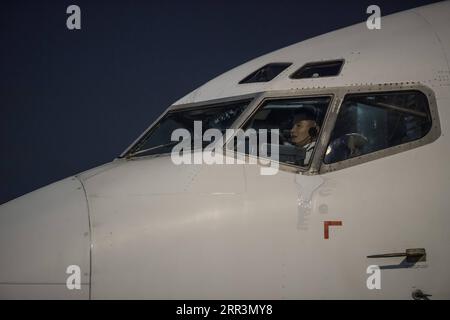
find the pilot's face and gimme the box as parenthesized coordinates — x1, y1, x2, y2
(290, 119, 316, 146)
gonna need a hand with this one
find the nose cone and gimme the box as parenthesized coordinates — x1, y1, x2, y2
(0, 177, 91, 299)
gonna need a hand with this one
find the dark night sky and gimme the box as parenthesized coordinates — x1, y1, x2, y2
(0, 0, 443, 204)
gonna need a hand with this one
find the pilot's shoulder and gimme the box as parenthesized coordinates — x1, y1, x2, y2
(304, 141, 316, 150)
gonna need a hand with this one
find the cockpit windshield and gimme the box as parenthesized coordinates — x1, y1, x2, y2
(125, 100, 251, 158)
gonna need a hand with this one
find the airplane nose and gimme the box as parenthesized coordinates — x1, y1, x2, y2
(0, 176, 91, 299)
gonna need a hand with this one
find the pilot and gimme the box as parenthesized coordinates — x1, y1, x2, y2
(289, 110, 320, 164)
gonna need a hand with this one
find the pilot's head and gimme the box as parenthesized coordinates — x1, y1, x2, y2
(290, 110, 319, 147)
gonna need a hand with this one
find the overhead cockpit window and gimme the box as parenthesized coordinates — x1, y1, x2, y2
(235, 96, 331, 167)
(290, 60, 344, 79)
(324, 91, 432, 164)
(126, 100, 250, 158)
(239, 63, 292, 84)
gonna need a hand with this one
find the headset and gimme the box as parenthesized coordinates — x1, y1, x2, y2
(308, 126, 318, 139)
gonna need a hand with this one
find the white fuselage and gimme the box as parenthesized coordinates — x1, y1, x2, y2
(1, 1, 450, 299)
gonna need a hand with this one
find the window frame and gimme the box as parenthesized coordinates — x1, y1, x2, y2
(318, 84, 440, 174)
(238, 62, 293, 84)
(222, 90, 337, 174)
(119, 83, 440, 176)
(289, 59, 345, 79)
(119, 93, 259, 159)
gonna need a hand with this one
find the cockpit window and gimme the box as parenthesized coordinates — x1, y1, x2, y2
(236, 96, 331, 167)
(126, 100, 250, 158)
(290, 60, 344, 79)
(239, 63, 292, 84)
(324, 91, 432, 164)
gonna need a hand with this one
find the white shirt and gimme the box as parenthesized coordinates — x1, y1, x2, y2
(282, 140, 316, 165)
(303, 141, 316, 165)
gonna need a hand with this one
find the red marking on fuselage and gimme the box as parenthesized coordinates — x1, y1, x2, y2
(324, 221, 342, 239)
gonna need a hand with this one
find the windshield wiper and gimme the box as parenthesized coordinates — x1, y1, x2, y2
(127, 137, 216, 159)
(127, 141, 179, 158)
